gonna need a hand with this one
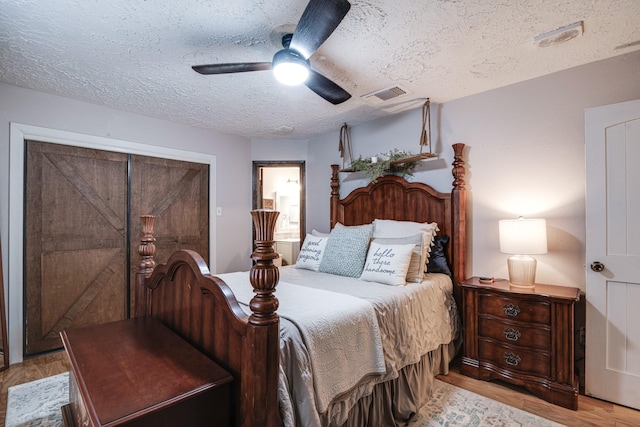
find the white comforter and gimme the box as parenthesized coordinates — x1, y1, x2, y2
(217, 267, 458, 427)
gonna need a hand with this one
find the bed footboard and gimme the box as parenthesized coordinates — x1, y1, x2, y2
(135, 211, 282, 427)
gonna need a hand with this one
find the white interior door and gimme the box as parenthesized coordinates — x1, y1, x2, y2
(585, 98, 640, 409)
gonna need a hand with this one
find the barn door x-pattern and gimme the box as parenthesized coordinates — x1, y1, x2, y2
(25, 141, 209, 356)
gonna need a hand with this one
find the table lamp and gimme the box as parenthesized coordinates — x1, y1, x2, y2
(498, 217, 547, 288)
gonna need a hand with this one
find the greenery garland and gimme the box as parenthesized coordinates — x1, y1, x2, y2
(350, 149, 419, 182)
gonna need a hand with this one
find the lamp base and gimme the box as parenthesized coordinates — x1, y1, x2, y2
(507, 255, 537, 288)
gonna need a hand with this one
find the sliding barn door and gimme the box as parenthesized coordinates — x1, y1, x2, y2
(25, 142, 210, 356)
(25, 141, 129, 355)
(129, 155, 209, 309)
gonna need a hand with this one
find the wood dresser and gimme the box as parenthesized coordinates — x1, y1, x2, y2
(460, 277, 580, 410)
(60, 316, 233, 426)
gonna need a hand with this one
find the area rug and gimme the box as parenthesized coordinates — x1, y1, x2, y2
(5, 372, 69, 427)
(411, 379, 565, 426)
(6, 374, 564, 427)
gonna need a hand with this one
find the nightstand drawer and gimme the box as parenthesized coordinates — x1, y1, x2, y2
(479, 339, 550, 378)
(479, 317, 550, 349)
(479, 293, 550, 324)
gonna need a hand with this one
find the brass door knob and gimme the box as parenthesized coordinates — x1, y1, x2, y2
(590, 261, 605, 272)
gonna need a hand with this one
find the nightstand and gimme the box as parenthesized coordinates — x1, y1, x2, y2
(459, 277, 580, 410)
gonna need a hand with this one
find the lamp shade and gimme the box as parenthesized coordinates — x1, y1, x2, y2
(499, 218, 547, 255)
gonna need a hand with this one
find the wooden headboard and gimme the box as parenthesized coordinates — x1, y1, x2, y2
(330, 143, 467, 304)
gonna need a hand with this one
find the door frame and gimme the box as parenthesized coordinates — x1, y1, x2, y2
(252, 161, 306, 246)
(8, 123, 217, 364)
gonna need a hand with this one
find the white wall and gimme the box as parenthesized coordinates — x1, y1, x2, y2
(306, 51, 640, 291)
(306, 106, 457, 234)
(0, 82, 254, 362)
(251, 138, 308, 161)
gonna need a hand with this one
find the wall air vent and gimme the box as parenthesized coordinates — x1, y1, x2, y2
(361, 85, 409, 104)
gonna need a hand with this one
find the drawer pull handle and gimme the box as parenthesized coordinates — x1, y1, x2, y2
(502, 304, 521, 317)
(503, 352, 522, 366)
(503, 328, 521, 341)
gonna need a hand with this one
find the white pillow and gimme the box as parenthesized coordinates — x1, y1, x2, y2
(373, 219, 438, 239)
(360, 242, 415, 286)
(372, 219, 439, 263)
(334, 222, 373, 230)
(295, 234, 328, 271)
(311, 229, 330, 237)
(372, 234, 424, 282)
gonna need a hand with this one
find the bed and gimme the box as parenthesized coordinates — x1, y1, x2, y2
(133, 143, 467, 427)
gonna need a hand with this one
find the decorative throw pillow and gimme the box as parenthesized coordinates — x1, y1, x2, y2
(373, 218, 439, 267)
(295, 234, 328, 271)
(360, 242, 415, 286)
(371, 234, 424, 282)
(318, 224, 373, 278)
(311, 229, 330, 237)
(426, 235, 452, 278)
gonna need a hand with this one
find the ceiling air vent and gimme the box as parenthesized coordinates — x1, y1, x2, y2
(534, 21, 583, 48)
(362, 85, 409, 104)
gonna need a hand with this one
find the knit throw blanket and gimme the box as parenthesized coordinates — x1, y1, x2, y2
(219, 272, 386, 412)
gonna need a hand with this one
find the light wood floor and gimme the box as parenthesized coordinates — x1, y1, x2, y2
(1, 351, 639, 426)
(438, 360, 640, 427)
(0, 350, 69, 426)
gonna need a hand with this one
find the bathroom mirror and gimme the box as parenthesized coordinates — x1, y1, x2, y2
(252, 161, 305, 242)
(0, 237, 8, 371)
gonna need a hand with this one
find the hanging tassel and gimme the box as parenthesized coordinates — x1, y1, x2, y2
(339, 123, 353, 168)
(419, 99, 431, 154)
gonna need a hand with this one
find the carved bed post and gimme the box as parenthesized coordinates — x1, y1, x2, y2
(247, 209, 282, 426)
(249, 209, 280, 325)
(135, 215, 156, 317)
(451, 143, 467, 306)
(330, 164, 340, 229)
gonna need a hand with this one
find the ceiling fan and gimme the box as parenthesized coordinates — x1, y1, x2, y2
(192, 0, 352, 105)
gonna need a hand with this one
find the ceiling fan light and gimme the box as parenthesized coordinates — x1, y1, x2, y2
(272, 49, 310, 86)
(273, 63, 309, 85)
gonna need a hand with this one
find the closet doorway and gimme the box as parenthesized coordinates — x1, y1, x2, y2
(23, 140, 210, 356)
(8, 123, 216, 364)
(252, 161, 305, 266)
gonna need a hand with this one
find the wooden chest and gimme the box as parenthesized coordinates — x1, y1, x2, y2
(61, 317, 233, 426)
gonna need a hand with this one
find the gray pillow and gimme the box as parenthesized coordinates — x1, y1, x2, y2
(319, 224, 373, 277)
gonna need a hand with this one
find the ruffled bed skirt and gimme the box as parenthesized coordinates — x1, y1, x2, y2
(315, 341, 458, 427)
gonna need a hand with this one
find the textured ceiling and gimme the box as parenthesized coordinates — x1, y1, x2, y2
(1, 1, 639, 140)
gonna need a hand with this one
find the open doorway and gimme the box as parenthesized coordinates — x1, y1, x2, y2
(252, 161, 305, 266)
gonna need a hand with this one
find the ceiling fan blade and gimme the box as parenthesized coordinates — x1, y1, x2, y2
(192, 62, 272, 75)
(290, 0, 351, 59)
(304, 69, 351, 105)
